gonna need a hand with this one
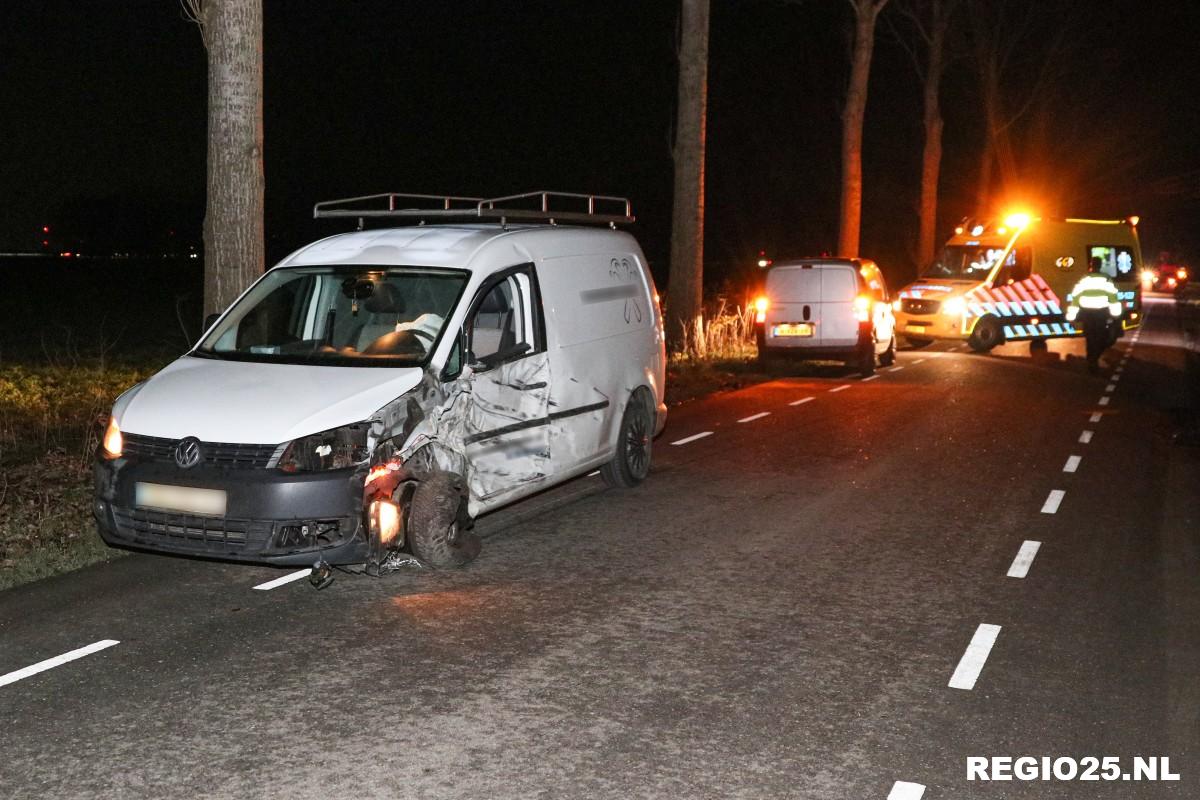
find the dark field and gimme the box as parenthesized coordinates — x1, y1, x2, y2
(0, 256, 201, 588)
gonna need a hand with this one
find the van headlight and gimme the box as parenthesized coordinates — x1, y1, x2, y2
(276, 422, 370, 472)
(942, 297, 967, 317)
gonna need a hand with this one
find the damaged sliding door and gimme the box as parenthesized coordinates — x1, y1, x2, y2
(453, 267, 552, 507)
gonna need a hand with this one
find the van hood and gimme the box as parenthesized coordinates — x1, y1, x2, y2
(898, 279, 975, 298)
(115, 356, 425, 445)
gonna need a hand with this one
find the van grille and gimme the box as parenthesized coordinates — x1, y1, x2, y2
(901, 298, 941, 315)
(112, 507, 274, 552)
(123, 433, 278, 469)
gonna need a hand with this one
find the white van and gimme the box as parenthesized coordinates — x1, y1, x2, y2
(754, 258, 896, 376)
(94, 192, 667, 577)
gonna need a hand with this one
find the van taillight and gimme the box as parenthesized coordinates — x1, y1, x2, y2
(853, 295, 871, 322)
(754, 296, 769, 324)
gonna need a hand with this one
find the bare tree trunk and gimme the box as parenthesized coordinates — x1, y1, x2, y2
(194, 0, 264, 317)
(839, 0, 888, 257)
(667, 0, 710, 356)
(916, 0, 949, 269)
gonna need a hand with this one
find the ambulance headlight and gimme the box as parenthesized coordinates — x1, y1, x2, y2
(276, 422, 370, 472)
(942, 297, 967, 317)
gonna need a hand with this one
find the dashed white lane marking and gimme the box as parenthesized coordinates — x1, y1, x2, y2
(1089, 412, 1103, 423)
(1105, 383, 1116, 393)
(671, 431, 714, 446)
(1112, 373, 1122, 382)
(789, 396, 815, 406)
(1041, 489, 1066, 514)
(887, 781, 926, 800)
(253, 569, 313, 591)
(1063, 455, 1081, 473)
(1007, 540, 1042, 579)
(887, 365, 904, 372)
(0, 640, 120, 689)
(738, 411, 770, 423)
(912, 358, 926, 365)
(829, 384, 850, 393)
(1079, 430, 1094, 444)
(1099, 396, 1111, 406)
(949, 624, 1002, 690)
(861, 375, 879, 382)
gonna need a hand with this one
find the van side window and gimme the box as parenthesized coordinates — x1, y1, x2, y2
(993, 247, 1032, 285)
(1088, 245, 1134, 279)
(466, 267, 542, 366)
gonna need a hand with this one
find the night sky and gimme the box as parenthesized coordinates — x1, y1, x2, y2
(3, 1, 1199, 289)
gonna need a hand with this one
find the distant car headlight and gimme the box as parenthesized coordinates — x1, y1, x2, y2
(276, 422, 370, 472)
(942, 297, 967, 317)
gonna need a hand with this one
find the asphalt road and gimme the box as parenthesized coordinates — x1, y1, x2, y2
(2, 295, 1197, 799)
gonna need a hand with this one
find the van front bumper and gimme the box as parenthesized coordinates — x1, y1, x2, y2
(93, 457, 369, 566)
(894, 311, 965, 341)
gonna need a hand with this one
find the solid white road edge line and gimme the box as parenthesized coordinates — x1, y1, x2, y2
(1041, 489, 1065, 514)
(0, 640, 120, 689)
(1063, 455, 1081, 473)
(1089, 412, 1103, 423)
(830, 384, 850, 393)
(949, 624, 1002, 690)
(1007, 540, 1042, 579)
(789, 396, 815, 406)
(1079, 430, 1094, 444)
(671, 431, 713, 446)
(738, 412, 771, 423)
(887, 781, 926, 800)
(253, 568, 313, 591)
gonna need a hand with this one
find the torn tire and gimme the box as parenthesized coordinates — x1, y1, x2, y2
(407, 473, 480, 568)
(601, 390, 652, 488)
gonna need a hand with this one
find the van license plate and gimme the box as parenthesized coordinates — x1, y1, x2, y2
(135, 483, 227, 516)
(906, 323, 927, 333)
(773, 323, 813, 337)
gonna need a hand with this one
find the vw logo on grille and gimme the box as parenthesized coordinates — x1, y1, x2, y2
(174, 437, 203, 469)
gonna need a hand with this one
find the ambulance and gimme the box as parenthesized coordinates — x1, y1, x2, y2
(894, 213, 1144, 352)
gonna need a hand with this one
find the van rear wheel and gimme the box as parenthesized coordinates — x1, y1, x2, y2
(879, 335, 897, 366)
(408, 473, 480, 568)
(601, 392, 652, 488)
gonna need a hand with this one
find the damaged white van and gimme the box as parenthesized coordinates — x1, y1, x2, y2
(94, 192, 666, 578)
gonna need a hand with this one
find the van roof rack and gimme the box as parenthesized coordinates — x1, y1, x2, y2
(313, 191, 635, 228)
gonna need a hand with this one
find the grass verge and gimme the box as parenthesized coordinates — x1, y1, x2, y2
(1, 363, 158, 591)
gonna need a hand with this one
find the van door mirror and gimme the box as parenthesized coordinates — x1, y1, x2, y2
(469, 342, 532, 372)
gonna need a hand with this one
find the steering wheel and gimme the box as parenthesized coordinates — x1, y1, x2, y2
(407, 326, 436, 346)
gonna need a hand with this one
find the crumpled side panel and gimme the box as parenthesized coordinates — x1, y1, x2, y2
(369, 356, 552, 513)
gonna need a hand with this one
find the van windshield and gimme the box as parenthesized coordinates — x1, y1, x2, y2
(922, 245, 1007, 280)
(194, 266, 468, 366)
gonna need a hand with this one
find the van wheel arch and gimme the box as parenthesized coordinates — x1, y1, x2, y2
(968, 315, 1004, 352)
(406, 471, 480, 568)
(601, 387, 654, 488)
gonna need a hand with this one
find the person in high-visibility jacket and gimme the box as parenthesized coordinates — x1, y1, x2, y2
(1066, 257, 1122, 373)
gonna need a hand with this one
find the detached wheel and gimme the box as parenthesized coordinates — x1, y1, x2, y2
(968, 316, 1004, 352)
(879, 335, 897, 366)
(601, 391, 653, 488)
(408, 473, 480, 568)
